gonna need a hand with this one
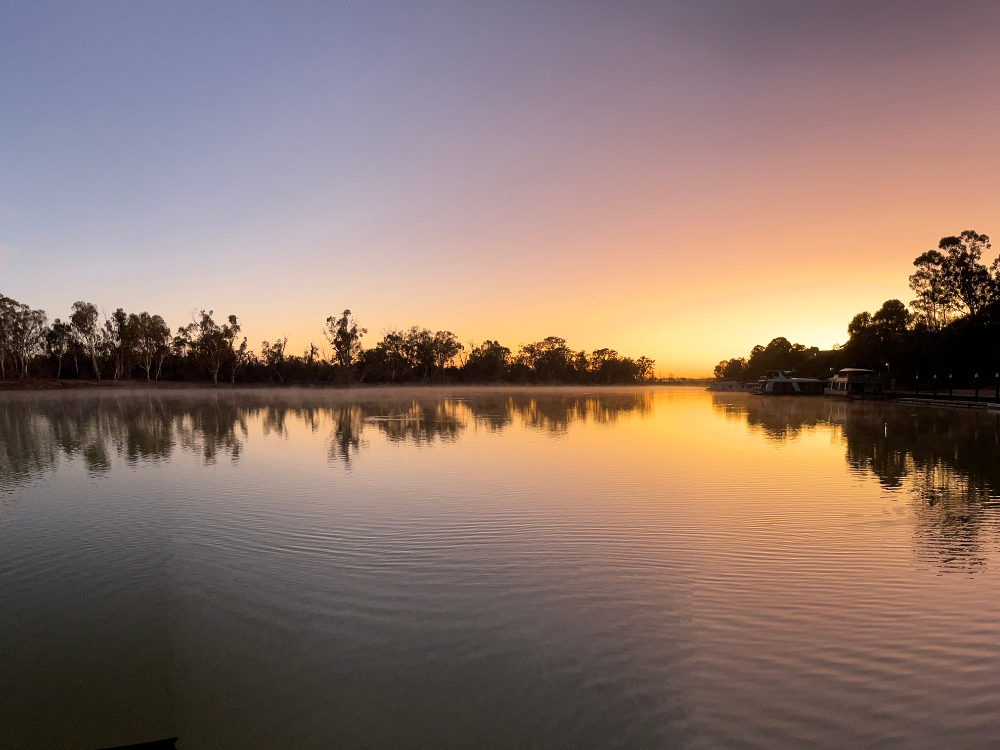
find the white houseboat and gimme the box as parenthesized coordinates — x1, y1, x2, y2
(825, 368, 883, 398)
(753, 370, 826, 395)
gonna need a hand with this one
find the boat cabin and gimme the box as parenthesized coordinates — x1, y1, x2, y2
(754, 370, 825, 395)
(825, 368, 883, 397)
(710, 380, 750, 392)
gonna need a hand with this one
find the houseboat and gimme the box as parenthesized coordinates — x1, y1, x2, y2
(708, 380, 752, 392)
(825, 368, 883, 398)
(752, 370, 826, 395)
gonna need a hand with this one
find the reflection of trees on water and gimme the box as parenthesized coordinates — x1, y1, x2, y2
(0, 389, 654, 487)
(466, 392, 654, 434)
(0, 396, 251, 490)
(713, 394, 1000, 573)
(328, 406, 365, 465)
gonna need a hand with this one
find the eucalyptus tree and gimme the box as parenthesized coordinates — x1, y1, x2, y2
(908, 250, 953, 329)
(589, 348, 619, 383)
(132, 312, 172, 381)
(465, 340, 511, 381)
(229, 337, 251, 383)
(325, 309, 367, 369)
(8, 301, 47, 378)
(0, 294, 16, 379)
(186, 310, 241, 384)
(45, 319, 73, 378)
(70, 301, 104, 380)
(635, 356, 656, 381)
(432, 331, 463, 382)
(403, 326, 436, 380)
(379, 329, 407, 381)
(938, 231, 993, 318)
(261, 337, 287, 383)
(518, 337, 575, 382)
(105, 308, 141, 381)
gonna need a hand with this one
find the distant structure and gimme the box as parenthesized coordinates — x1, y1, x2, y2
(825, 368, 883, 398)
(753, 370, 825, 395)
(709, 380, 750, 392)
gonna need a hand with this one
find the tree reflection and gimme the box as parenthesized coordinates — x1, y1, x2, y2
(713, 394, 1000, 573)
(0, 388, 654, 483)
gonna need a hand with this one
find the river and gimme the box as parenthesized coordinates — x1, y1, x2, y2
(2, 387, 1000, 748)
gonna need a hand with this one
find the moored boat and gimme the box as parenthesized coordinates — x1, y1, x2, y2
(752, 370, 825, 395)
(825, 368, 883, 398)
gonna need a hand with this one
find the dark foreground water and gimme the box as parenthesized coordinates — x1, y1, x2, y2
(3, 387, 1000, 749)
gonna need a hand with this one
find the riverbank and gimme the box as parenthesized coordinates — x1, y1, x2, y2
(0, 378, 694, 392)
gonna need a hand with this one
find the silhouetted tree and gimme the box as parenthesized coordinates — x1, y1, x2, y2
(404, 327, 437, 380)
(261, 338, 287, 383)
(432, 331, 463, 382)
(325, 310, 366, 369)
(938, 231, 993, 318)
(8, 301, 47, 378)
(229, 337, 251, 383)
(180, 310, 241, 384)
(909, 249, 954, 329)
(70, 301, 103, 380)
(45, 319, 73, 379)
(0, 295, 17, 379)
(466, 340, 511, 381)
(133, 312, 172, 381)
(714, 357, 747, 380)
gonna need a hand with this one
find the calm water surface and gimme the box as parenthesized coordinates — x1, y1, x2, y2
(3, 387, 1000, 749)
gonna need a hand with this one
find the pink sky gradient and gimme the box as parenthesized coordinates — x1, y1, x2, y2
(3, 1, 1000, 375)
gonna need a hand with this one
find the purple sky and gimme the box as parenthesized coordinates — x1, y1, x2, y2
(3, 1, 1000, 374)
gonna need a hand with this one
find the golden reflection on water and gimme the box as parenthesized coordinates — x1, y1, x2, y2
(0, 389, 655, 480)
(3, 388, 999, 576)
(713, 393, 1000, 573)
(5, 388, 1000, 748)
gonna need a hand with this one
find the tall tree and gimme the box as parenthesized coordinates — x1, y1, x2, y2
(938, 230, 993, 318)
(133, 312, 172, 382)
(45, 319, 73, 379)
(261, 338, 287, 383)
(432, 331, 463, 382)
(403, 327, 436, 380)
(379, 329, 407, 381)
(8, 302, 47, 378)
(635, 356, 656, 381)
(105, 308, 140, 381)
(909, 250, 954, 329)
(70, 301, 103, 380)
(229, 337, 251, 383)
(325, 310, 367, 368)
(872, 299, 910, 341)
(0, 295, 17, 379)
(182, 311, 241, 384)
(519, 337, 575, 382)
(466, 340, 511, 381)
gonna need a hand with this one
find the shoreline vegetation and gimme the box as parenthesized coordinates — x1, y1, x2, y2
(0, 377, 715, 392)
(715, 230, 1000, 390)
(0, 302, 659, 387)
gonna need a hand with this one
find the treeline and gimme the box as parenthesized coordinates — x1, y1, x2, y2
(715, 230, 1000, 388)
(0, 299, 655, 385)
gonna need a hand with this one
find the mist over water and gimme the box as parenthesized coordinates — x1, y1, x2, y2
(3, 387, 1000, 749)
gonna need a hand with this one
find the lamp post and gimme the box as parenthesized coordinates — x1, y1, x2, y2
(933, 374, 938, 399)
(996, 372, 999, 402)
(915, 373, 920, 397)
(975, 373, 979, 402)
(949, 373, 953, 400)
(886, 362, 891, 393)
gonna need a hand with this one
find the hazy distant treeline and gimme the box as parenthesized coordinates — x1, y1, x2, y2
(715, 230, 1000, 388)
(0, 300, 655, 385)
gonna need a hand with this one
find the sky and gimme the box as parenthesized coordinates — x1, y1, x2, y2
(3, 0, 1000, 376)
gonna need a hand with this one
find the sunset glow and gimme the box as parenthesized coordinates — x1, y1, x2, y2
(3, 2, 1000, 374)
